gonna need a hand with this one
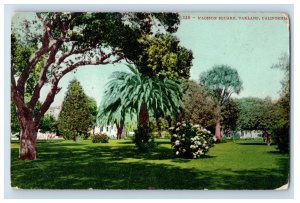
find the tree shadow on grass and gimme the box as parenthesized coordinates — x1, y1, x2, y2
(117, 141, 134, 144)
(10, 142, 289, 190)
(237, 142, 269, 146)
(267, 150, 289, 155)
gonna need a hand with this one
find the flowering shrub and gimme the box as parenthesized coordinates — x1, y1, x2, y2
(170, 122, 216, 159)
(92, 133, 109, 143)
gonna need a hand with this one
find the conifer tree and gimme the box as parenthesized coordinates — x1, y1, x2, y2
(58, 79, 93, 141)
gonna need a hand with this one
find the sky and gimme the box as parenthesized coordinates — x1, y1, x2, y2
(13, 12, 290, 109)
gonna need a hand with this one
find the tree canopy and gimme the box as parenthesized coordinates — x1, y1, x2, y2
(270, 52, 290, 152)
(98, 64, 184, 126)
(134, 34, 193, 79)
(182, 80, 218, 130)
(236, 97, 275, 131)
(39, 114, 58, 133)
(57, 79, 94, 140)
(199, 65, 243, 106)
(221, 99, 240, 134)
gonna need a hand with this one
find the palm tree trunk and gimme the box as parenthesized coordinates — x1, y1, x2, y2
(138, 102, 149, 129)
(116, 120, 124, 139)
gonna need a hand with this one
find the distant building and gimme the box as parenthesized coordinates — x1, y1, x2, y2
(236, 130, 262, 139)
(92, 124, 134, 139)
(92, 124, 118, 139)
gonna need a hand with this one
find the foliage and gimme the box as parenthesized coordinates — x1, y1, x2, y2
(270, 114, 289, 153)
(10, 102, 20, 135)
(270, 53, 290, 152)
(182, 80, 218, 130)
(134, 34, 193, 78)
(170, 122, 216, 159)
(271, 52, 289, 96)
(39, 114, 58, 133)
(92, 133, 109, 143)
(133, 126, 156, 151)
(58, 79, 94, 141)
(87, 97, 98, 131)
(221, 99, 240, 134)
(11, 33, 35, 77)
(199, 65, 243, 106)
(98, 64, 184, 127)
(236, 97, 275, 131)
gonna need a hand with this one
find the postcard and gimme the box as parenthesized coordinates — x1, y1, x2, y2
(10, 12, 290, 190)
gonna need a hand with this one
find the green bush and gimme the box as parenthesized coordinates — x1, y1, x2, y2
(92, 133, 109, 143)
(152, 130, 171, 139)
(82, 133, 90, 140)
(271, 121, 289, 153)
(133, 126, 156, 151)
(170, 122, 216, 159)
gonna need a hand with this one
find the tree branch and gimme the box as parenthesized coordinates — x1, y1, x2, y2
(16, 30, 52, 97)
(11, 72, 31, 126)
(57, 46, 91, 66)
(27, 13, 77, 111)
(59, 50, 124, 78)
(34, 76, 60, 126)
(28, 39, 65, 110)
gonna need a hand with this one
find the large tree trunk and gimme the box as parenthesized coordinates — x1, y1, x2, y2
(19, 120, 38, 160)
(215, 118, 222, 140)
(138, 102, 149, 129)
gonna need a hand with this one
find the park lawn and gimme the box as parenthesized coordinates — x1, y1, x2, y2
(10, 139, 289, 190)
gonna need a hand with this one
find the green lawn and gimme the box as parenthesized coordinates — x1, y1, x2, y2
(10, 139, 289, 189)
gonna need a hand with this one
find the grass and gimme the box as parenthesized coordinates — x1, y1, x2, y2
(10, 139, 289, 190)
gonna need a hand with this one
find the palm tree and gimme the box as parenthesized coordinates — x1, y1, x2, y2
(98, 64, 183, 142)
(199, 65, 243, 140)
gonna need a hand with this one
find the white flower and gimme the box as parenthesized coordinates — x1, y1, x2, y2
(176, 122, 181, 125)
(176, 151, 179, 155)
(190, 145, 194, 149)
(169, 127, 175, 130)
(182, 134, 185, 137)
(182, 149, 186, 153)
(173, 134, 177, 137)
(193, 124, 200, 128)
(176, 128, 180, 132)
(213, 136, 217, 141)
(205, 146, 209, 149)
(175, 140, 180, 146)
(182, 123, 186, 127)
